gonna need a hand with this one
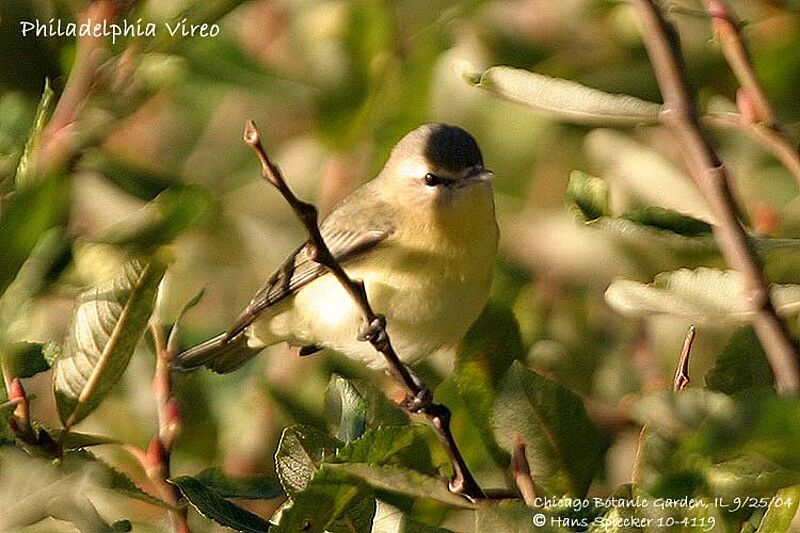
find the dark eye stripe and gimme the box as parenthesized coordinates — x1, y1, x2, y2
(424, 173, 444, 186)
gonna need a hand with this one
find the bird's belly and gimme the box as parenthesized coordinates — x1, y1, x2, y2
(286, 246, 493, 368)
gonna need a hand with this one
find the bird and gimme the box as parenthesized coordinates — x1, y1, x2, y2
(175, 123, 498, 373)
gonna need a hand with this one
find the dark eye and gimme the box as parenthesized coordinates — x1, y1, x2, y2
(424, 173, 444, 186)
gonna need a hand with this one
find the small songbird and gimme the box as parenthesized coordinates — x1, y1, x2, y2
(176, 124, 498, 373)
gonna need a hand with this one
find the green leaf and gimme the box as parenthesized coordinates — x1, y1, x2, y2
(588, 484, 644, 533)
(0, 227, 72, 331)
(585, 129, 711, 221)
(491, 361, 606, 497)
(0, 447, 124, 532)
(475, 499, 566, 532)
(757, 485, 800, 532)
(705, 454, 800, 497)
(627, 390, 736, 437)
(193, 467, 283, 500)
(81, 150, 179, 201)
(325, 463, 475, 509)
(565, 171, 611, 221)
(0, 173, 70, 295)
(62, 449, 170, 508)
(605, 268, 800, 322)
(275, 425, 341, 496)
(172, 475, 272, 532)
(623, 207, 712, 238)
(14, 78, 54, 187)
(464, 66, 662, 126)
(454, 303, 524, 467)
(326, 375, 368, 442)
(42, 427, 119, 449)
(327, 426, 426, 465)
(372, 500, 454, 532)
(705, 327, 774, 394)
(53, 258, 167, 428)
(273, 467, 374, 533)
(97, 186, 216, 251)
(1, 341, 51, 379)
(342, 377, 409, 428)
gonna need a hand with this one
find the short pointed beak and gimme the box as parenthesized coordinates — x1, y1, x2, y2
(466, 167, 494, 183)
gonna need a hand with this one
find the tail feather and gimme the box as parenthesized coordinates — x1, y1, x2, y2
(174, 333, 264, 374)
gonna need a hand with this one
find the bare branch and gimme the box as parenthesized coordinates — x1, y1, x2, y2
(148, 323, 190, 533)
(630, 0, 800, 396)
(703, 0, 800, 186)
(674, 325, 695, 391)
(241, 120, 484, 500)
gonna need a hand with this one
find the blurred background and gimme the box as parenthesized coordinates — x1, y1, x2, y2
(1, 0, 800, 530)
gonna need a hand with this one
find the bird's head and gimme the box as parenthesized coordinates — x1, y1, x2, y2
(379, 124, 494, 216)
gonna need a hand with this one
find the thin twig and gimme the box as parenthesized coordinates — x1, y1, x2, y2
(703, 0, 800, 186)
(241, 120, 484, 500)
(673, 325, 695, 391)
(148, 323, 190, 533)
(630, 0, 800, 396)
(632, 325, 696, 483)
(705, 112, 800, 185)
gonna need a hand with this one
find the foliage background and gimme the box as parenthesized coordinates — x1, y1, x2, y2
(1, 0, 800, 531)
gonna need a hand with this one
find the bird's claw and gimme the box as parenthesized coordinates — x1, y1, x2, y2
(402, 386, 433, 414)
(358, 315, 388, 348)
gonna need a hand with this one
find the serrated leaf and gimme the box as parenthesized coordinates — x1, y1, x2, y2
(14, 78, 54, 187)
(42, 427, 119, 449)
(565, 171, 610, 221)
(327, 426, 425, 465)
(705, 327, 774, 394)
(326, 375, 368, 442)
(326, 463, 475, 509)
(605, 268, 800, 322)
(273, 466, 374, 533)
(454, 303, 524, 467)
(62, 449, 170, 508)
(465, 66, 662, 126)
(342, 377, 409, 428)
(275, 425, 341, 496)
(757, 485, 800, 532)
(0, 173, 70, 295)
(172, 476, 272, 532)
(54, 258, 167, 428)
(491, 361, 606, 497)
(193, 467, 283, 500)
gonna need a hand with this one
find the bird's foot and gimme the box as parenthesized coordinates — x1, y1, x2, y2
(358, 315, 389, 351)
(400, 367, 434, 413)
(402, 386, 434, 413)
